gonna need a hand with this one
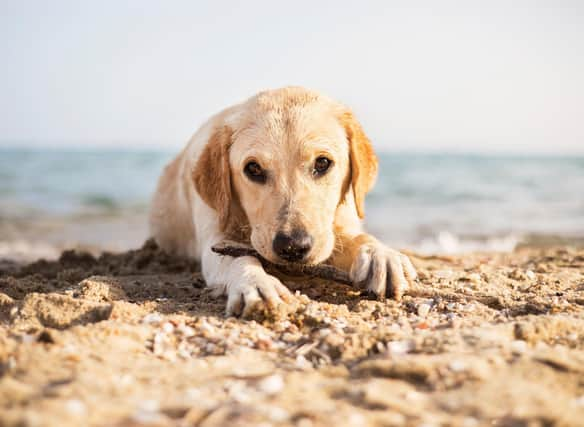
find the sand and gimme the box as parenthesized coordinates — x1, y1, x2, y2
(1, 240, 583, 427)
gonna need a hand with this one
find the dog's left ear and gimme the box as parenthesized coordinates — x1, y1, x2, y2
(339, 110, 378, 219)
(192, 125, 233, 231)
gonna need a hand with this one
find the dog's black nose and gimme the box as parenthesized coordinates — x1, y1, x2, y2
(272, 230, 313, 262)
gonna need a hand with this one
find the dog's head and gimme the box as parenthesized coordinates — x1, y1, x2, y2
(193, 87, 378, 265)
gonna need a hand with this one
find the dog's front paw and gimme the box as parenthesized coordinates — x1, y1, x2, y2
(350, 243, 417, 300)
(225, 273, 294, 318)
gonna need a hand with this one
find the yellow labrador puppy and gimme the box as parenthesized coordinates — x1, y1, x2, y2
(150, 87, 416, 316)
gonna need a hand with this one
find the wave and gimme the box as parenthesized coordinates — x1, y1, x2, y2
(412, 231, 520, 254)
(0, 240, 62, 262)
(1, 149, 584, 260)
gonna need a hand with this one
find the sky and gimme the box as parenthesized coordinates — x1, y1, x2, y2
(1, 1, 583, 154)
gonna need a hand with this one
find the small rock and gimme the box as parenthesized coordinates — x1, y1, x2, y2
(295, 355, 311, 370)
(265, 406, 290, 422)
(257, 374, 284, 395)
(21, 334, 35, 344)
(449, 360, 467, 372)
(65, 399, 87, 416)
(176, 324, 195, 337)
(525, 270, 536, 280)
(226, 380, 251, 403)
(417, 303, 431, 317)
(467, 273, 481, 283)
(404, 390, 425, 401)
(161, 322, 174, 334)
(142, 313, 163, 325)
(386, 340, 414, 355)
(461, 303, 475, 313)
(510, 340, 528, 354)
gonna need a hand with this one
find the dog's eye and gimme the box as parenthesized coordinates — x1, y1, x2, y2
(313, 156, 332, 177)
(244, 161, 267, 183)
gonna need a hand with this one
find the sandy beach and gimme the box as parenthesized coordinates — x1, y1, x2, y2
(2, 1, 584, 426)
(1, 241, 583, 427)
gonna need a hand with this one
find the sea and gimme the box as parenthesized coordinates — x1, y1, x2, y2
(1, 147, 583, 261)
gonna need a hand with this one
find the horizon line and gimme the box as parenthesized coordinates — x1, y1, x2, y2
(1, 142, 583, 158)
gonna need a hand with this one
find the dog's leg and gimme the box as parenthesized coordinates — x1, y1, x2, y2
(201, 244, 294, 317)
(331, 233, 417, 300)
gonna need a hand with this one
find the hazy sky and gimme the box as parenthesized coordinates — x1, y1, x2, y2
(1, 1, 583, 153)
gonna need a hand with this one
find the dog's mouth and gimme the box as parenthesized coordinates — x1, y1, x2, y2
(268, 256, 318, 267)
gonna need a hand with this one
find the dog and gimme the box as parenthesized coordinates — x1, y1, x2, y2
(150, 87, 416, 316)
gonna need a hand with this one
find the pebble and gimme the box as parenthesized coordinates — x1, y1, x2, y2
(177, 324, 195, 337)
(386, 340, 414, 355)
(161, 322, 174, 334)
(449, 360, 467, 372)
(525, 270, 536, 280)
(115, 374, 134, 387)
(265, 406, 290, 422)
(295, 355, 312, 370)
(227, 380, 251, 403)
(510, 340, 528, 354)
(348, 413, 366, 427)
(21, 334, 36, 344)
(132, 400, 162, 424)
(417, 303, 431, 317)
(142, 313, 163, 325)
(65, 399, 87, 416)
(404, 390, 425, 401)
(257, 374, 284, 395)
(7, 356, 16, 371)
(461, 303, 476, 313)
(467, 273, 481, 283)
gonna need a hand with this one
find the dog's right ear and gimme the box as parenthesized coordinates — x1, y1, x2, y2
(193, 126, 233, 231)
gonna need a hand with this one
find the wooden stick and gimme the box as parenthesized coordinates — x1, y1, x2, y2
(211, 240, 353, 286)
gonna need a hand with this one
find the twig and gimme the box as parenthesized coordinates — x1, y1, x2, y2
(211, 240, 352, 286)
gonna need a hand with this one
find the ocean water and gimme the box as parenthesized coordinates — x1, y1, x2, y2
(1, 147, 583, 260)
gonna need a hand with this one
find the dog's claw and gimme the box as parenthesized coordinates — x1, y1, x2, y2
(224, 273, 293, 318)
(351, 243, 415, 301)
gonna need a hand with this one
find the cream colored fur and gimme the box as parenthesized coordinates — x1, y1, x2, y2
(150, 87, 416, 316)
